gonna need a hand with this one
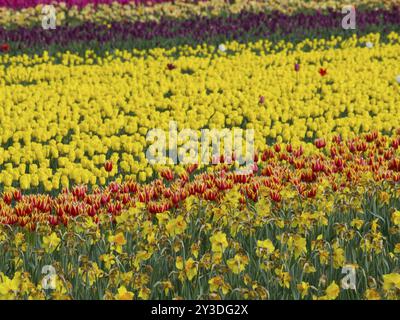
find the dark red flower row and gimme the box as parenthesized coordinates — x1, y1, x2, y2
(1, 130, 400, 230)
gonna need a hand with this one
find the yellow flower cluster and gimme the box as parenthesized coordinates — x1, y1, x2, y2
(0, 0, 397, 28)
(1, 32, 400, 190)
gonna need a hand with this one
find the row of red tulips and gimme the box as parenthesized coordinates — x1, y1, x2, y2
(0, 130, 399, 231)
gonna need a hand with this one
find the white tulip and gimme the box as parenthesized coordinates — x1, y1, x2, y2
(365, 42, 373, 48)
(396, 75, 400, 84)
(218, 44, 227, 52)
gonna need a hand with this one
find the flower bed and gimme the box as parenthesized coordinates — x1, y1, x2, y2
(0, 0, 399, 300)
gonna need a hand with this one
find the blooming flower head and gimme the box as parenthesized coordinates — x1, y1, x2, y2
(314, 138, 326, 149)
(42, 232, 61, 253)
(160, 281, 173, 296)
(115, 286, 134, 300)
(104, 160, 113, 172)
(332, 243, 345, 269)
(166, 215, 187, 237)
(0, 272, 20, 299)
(256, 239, 275, 257)
(167, 63, 176, 70)
(108, 232, 127, 253)
(325, 281, 340, 300)
(297, 281, 310, 298)
(275, 268, 291, 288)
(208, 276, 230, 295)
(184, 258, 198, 281)
(218, 44, 227, 52)
(109, 232, 126, 246)
(210, 231, 229, 254)
(392, 211, 400, 226)
(287, 235, 307, 259)
(176, 256, 184, 270)
(382, 273, 400, 292)
(0, 43, 9, 53)
(138, 287, 151, 300)
(227, 254, 249, 274)
(319, 68, 328, 76)
(100, 253, 116, 270)
(365, 289, 380, 300)
(14, 232, 26, 250)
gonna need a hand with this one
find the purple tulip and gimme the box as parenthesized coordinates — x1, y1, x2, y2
(0, 0, 175, 9)
(1, 7, 399, 48)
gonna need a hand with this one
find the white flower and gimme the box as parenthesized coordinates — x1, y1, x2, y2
(218, 44, 226, 52)
(396, 75, 400, 84)
(365, 42, 373, 49)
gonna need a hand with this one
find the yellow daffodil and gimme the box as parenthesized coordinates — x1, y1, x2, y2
(115, 286, 134, 300)
(108, 232, 127, 254)
(42, 232, 61, 254)
(166, 215, 187, 237)
(256, 239, 275, 258)
(227, 254, 249, 274)
(210, 231, 229, 254)
(297, 281, 310, 299)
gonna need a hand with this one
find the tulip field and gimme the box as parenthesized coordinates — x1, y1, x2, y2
(0, 0, 399, 300)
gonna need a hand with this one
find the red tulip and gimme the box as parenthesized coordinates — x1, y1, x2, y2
(332, 135, 342, 144)
(13, 189, 22, 202)
(270, 191, 281, 203)
(319, 68, 328, 76)
(307, 187, 317, 198)
(365, 131, 378, 142)
(172, 193, 180, 205)
(48, 216, 58, 226)
(315, 138, 326, 149)
(161, 168, 174, 181)
(0, 43, 10, 53)
(167, 63, 176, 70)
(104, 160, 113, 172)
(3, 192, 12, 205)
(391, 138, 399, 149)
